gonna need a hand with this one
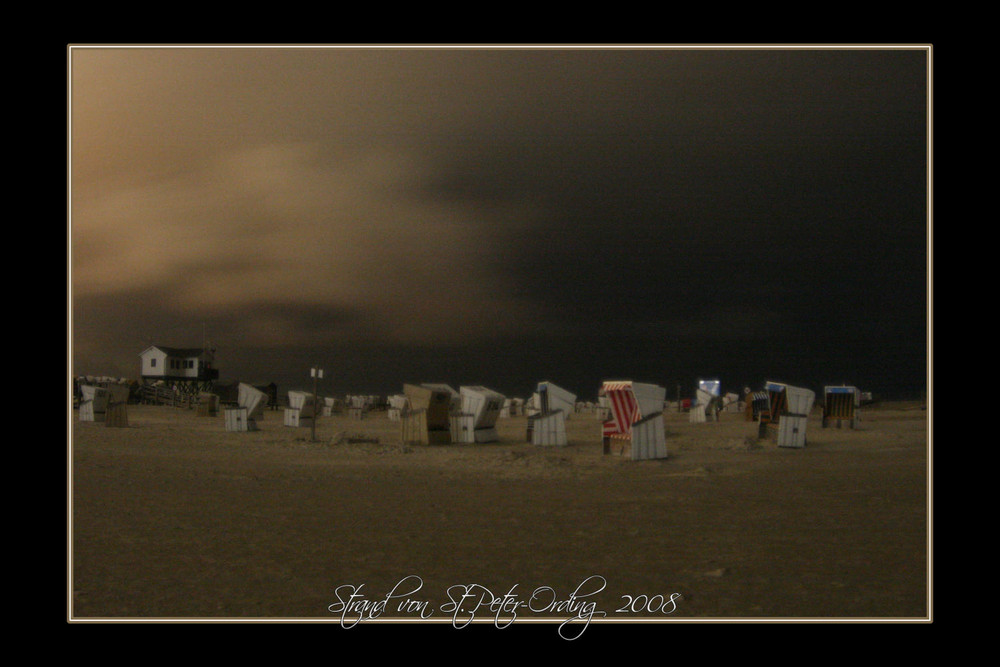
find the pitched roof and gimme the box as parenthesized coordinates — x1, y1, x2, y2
(141, 345, 212, 358)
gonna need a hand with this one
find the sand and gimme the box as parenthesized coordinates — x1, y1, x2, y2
(69, 401, 929, 629)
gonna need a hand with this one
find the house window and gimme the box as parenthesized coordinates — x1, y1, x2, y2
(151, 359, 157, 368)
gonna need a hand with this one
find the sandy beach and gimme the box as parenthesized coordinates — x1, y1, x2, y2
(69, 400, 929, 629)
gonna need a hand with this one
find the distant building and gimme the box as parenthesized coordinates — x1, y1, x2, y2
(139, 345, 219, 394)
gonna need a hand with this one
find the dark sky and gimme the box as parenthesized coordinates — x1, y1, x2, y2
(70, 45, 929, 401)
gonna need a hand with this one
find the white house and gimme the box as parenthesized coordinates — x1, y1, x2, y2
(139, 346, 218, 383)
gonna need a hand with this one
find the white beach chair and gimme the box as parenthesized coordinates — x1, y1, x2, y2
(451, 386, 506, 443)
(527, 381, 577, 446)
(225, 383, 268, 432)
(284, 390, 316, 427)
(79, 385, 109, 422)
(689, 379, 722, 423)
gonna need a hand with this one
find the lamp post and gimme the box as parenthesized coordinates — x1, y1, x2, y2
(311, 367, 324, 442)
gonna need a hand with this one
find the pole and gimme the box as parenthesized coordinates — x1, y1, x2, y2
(311, 367, 323, 442)
(312, 370, 318, 442)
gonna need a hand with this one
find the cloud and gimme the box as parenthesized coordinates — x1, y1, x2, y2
(69, 46, 928, 396)
(72, 139, 546, 348)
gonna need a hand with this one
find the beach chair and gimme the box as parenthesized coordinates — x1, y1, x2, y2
(745, 390, 770, 421)
(451, 386, 506, 443)
(758, 381, 815, 448)
(346, 394, 369, 420)
(822, 385, 861, 429)
(401, 383, 455, 445)
(321, 396, 340, 417)
(387, 394, 408, 421)
(596, 394, 612, 421)
(79, 385, 109, 422)
(284, 390, 316, 427)
(104, 384, 130, 427)
(501, 398, 512, 418)
(197, 392, 219, 417)
(225, 383, 267, 432)
(601, 381, 668, 460)
(689, 379, 722, 423)
(527, 381, 577, 446)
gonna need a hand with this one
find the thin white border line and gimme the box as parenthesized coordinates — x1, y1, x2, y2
(65, 42, 932, 625)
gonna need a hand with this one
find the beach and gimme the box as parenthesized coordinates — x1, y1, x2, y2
(69, 401, 929, 627)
